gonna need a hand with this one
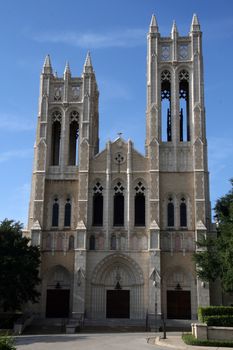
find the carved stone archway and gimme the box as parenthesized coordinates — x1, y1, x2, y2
(162, 265, 197, 319)
(91, 254, 144, 320)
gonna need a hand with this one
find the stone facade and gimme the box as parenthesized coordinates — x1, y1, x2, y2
(27, 14, 213, 323)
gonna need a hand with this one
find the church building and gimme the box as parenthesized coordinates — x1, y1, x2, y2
(27, 14, 213, 325)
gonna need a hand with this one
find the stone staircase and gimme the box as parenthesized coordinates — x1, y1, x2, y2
(23, 317, 194, 334)
(23, 318, 68, 334)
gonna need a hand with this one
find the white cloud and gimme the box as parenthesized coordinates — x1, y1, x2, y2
(0, 149, 32, 163)
(0, 114, 35, 131)
(33, 28, 146, 49)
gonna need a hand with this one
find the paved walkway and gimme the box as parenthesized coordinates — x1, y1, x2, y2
(15, 332, 233, 350)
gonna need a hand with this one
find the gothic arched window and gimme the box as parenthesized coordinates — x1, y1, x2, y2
(69, 111, 79, 165)
(161, 70, 171, 141)
(135, 181, 146, 226)
(93, 182, 103, 226)
(64, 198, 71, 227)
(180, 197, 187, 227)
(179, 70, 190, 142)
(167, 198, 174, 227)
(113, 182, 124, 226)
(51, 111, 61, 165)
(68, 235, 74, 250)
(89, 235, 96, 250)
(52, 198, 59, 227)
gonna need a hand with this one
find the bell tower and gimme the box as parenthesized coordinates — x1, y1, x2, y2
(146, 14, 211, 318)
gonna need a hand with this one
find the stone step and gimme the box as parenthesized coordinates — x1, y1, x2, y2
(81, 325, 147, 333)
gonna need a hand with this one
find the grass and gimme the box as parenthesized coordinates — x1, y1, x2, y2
(182, 333, 233, 347)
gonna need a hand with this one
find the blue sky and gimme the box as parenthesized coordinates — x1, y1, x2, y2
(0, 0, 232, 226)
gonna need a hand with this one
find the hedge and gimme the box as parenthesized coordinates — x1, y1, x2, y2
(204, 315, 233, 327)
(198, 306, 233, 322)
(182, 333, 233, 347)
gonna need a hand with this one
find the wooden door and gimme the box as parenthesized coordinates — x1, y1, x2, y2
(167, 290, 191, 319)
(46, 289, 70, 318)
(106, 290, 130, 318)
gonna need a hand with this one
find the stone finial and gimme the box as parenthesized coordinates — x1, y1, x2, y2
(31, 220, 41, 231)
(76, 220, 86, 230)
(190, 13, 201, 32)
(150, 220, 160, 230)
(196, 220, 207, 230)
(171, 20, 178, 37)
(64, 61, 71, 78)
(149, 14, 159, 33)
(83, 51, 94, 73)
(42, 54, 53, 74)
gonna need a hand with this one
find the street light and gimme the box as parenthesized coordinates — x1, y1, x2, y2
(153, 278, 157, 332)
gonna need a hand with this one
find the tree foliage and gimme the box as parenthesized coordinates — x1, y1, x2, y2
(0, 219, 41, 311)
(193, 179, 233, 292)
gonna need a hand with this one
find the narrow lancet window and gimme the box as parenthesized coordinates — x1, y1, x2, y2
(167, 198, 174, 227)
(52, 198, 59, 227)
(51, 111, 61, 165)
(134, 181, 146, 226)
(161, 70, 172, 141)
(64, 198, 71, 227)
(180, 198, 187, 227)
(93, 182, 103, 226)
(68, 235, 74, 250)
(89, 235, 96, 250)
(69, 111, 79, 165)
(179, 70, 190, 142)
(111, 235, 117, 250)
(113, 182, 124, 226)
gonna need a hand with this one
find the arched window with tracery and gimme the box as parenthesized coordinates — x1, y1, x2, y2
(52, 198, 59, 227)
(167, 197, 174, 227)
(69, 111, 79, 165)
(64, 198, 71, 227)
(179, 70, 190, 142)
(113, 182, 124, 226)
(180, 197, 187, 227)
(51, 111, 61, 165)
(134, 181, 146, 226)
(161, 70, 171, 141)
(89, 235, 96, 250)
(93, 182, 103, 226)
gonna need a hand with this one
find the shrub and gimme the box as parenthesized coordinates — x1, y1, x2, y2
(182, 333, 233, 347)
(0, 335, 16, 350)
(198, 306, 233, 322)
(204, 315, 233, 327)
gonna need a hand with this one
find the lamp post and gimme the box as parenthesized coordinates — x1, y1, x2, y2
(151, 267, 161, 332)
(153, 274, 158, 332)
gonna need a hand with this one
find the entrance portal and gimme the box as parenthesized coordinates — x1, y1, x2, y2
(167, 290, 191, 319)
(46, 289, 70, 318)
(106, 290, 130, 318)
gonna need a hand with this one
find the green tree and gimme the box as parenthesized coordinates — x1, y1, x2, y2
(193, 179, 233, 292)
(0, 219, 41, 311)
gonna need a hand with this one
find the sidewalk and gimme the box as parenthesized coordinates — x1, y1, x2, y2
(147, 333, 233, 350)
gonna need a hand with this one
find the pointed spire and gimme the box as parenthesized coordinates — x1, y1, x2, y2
(149, 14, 159, 33)
(171, 20, 178, 35)
(42, 54, 53, 74)
(190, 13, 201, 32)
(64, 61, 71, 78)
(83, 51, 94, 73)
(85, 51, 92, 66)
